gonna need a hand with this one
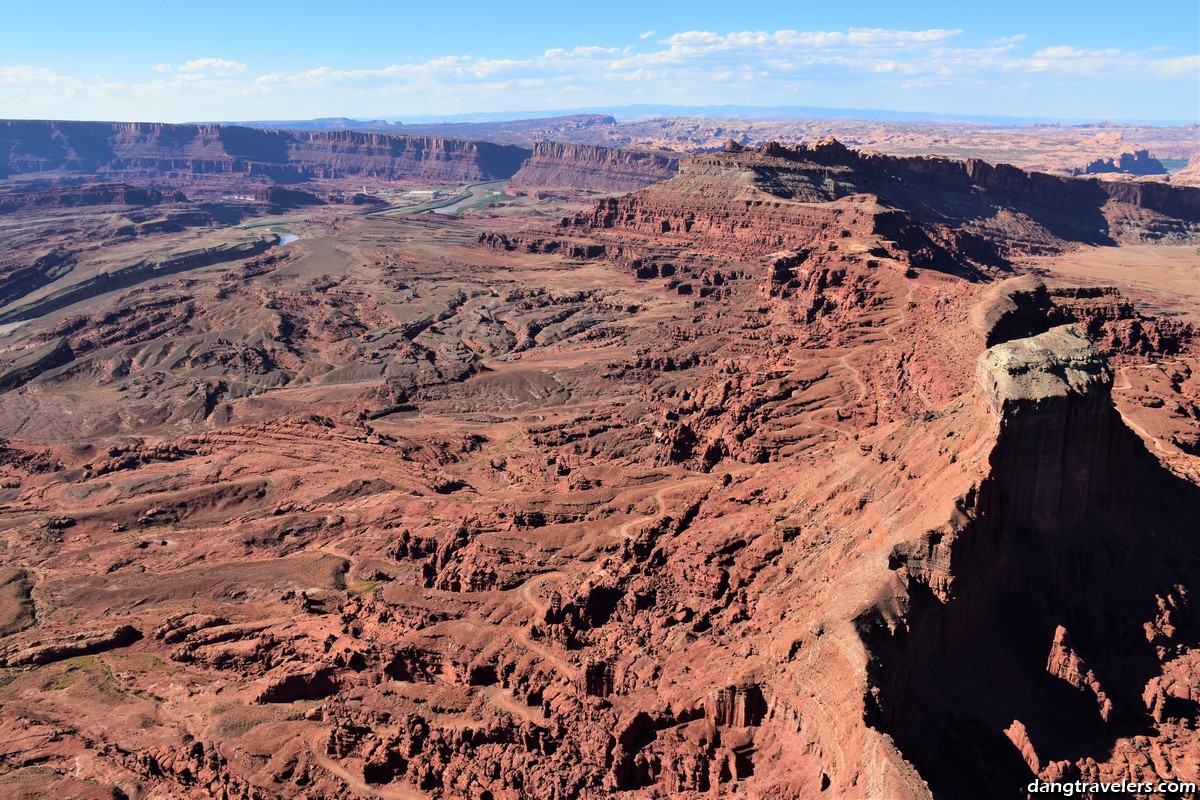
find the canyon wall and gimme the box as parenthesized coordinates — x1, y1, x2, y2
(0, 120, 532, 184)
(0, 183, 186, 213)
(1070, 149, 1167, 176)
(568, 139, 1200, 263)
(508, 141, 678, 195)
(862, 318, 1200, 799)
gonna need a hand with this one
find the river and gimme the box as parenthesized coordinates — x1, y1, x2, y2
(432, 181, 505, 215)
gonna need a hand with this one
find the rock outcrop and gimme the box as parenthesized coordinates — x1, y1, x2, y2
(567, 138, 1200, 263)
(251, 185, 325, 209)
(976, 324, 1112, 415)
(1071, 149, 1167, 176)
(0, 237, 279, 324)
(0, 338, 74, 391)
(0, 182, 187, 214)
(509, 142, 678, 195)
(864, 318, 1200, 799)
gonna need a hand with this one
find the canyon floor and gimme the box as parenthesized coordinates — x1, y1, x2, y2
(0, 135, 1199, 800)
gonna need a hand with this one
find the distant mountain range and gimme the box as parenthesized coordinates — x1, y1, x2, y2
(209, 104, 1196, 129)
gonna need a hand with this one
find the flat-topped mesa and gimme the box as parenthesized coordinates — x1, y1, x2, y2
(0, 120, 532, 185)
(566, 137, 1200, 265)
(976, 324, 1113, 416)
(284, 129, 530, 182)
(865, 323, 1200, 799)
(0, 183, 187, 214)
(968, 274, 1054, 347)
(766, 137, 1200, 229)
(976, 325, 1117, 531)
(1071, 149, 1167, 177)
(566, 149, 953, 271)
(508, 141, 679, 195)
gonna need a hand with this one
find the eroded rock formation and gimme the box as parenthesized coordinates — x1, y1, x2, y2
(1071, 149, 1167, 177)
(567, 138, 1200, 262)
(509, 142, 679, 196)
(0, 182, 187, 213)
(865, 319, 1200, 799)
(0, 130, 1197, 799)
(0, 120, 532, 185)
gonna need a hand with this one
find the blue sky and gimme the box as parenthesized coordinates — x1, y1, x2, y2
(1, 0, 1197, 122)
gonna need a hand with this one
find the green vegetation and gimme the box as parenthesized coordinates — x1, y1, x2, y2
(372, 180, 512, 216)
(45, 655, 158, 700)
(386, 189, 473, 216)
(49, 656, 121, 695)
(210, 701, 307, 738)
(238, 216, 306, 230)
(447, 182, 516, 215)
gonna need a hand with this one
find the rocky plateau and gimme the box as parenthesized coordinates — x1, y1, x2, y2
(0, 124, 1198, 800)
(508, 143, 679, 197)
(0, 121, 532, 188)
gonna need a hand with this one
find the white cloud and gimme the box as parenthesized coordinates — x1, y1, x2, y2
(0, 27, 1193, 121)
(177, 58, 247, 76)
(1153, 53, 1200, 78)
(639, 31, 656, 40)
(663, 31, 724, 46)
(1034, 46, 1106, 59)
(846, 27, 961, 46)
(0, 66, 68, 85)
(661, 27, 961, 50)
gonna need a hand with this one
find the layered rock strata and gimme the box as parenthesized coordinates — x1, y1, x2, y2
(1071, 149, 1167, 176)
(0, 182, 186, 213)
(0, 133, 1197, 800)
(567, 139, 1200, 264)
(509, 142, 678, 195)
(0, 120, 532, 184)
(864, 322, 1200, 799)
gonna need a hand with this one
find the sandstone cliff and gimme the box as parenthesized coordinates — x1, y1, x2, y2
(1070, 149, 1167, 176)
(863, 314, 1200, 799)
(0, 183, 186, 214)
(0, 120, 532, 184)
(567, 138, 1200, 263)
(509, 141, 678, 195)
